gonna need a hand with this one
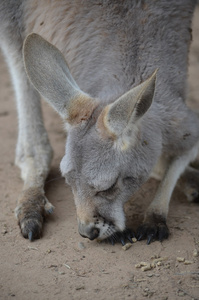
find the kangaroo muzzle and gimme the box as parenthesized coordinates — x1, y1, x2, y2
(78, 221, 100, 240)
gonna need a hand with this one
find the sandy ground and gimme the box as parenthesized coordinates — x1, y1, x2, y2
(0, 7, 199, 300)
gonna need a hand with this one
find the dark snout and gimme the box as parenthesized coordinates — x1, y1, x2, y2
(78, 222, 99, 240)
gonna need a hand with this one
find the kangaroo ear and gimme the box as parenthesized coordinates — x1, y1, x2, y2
(97, 70, 157, 146)
(23, 33, 97, 124)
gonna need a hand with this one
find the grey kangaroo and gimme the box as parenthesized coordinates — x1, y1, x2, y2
(0, 0, 199, 245)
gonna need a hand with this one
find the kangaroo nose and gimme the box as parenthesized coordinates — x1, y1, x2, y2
(78, 223, 100, 240)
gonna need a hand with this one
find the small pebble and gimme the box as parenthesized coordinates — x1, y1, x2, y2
(141, 264, 152, 272)
(164, 263, 170, 269)
(58, 271, 65, 275)
(75, 286, 85, 290)
(135, 261, 151, 269)
(146, 273, 153, 277)
(177, 257, 185, 262)
(140, 262, 149, 266)
(153, 257, 168, 264)
(178, 291, 185, 297)
(122, 243, 132, 251)
(78, 242, 85, 250)
(184, 260, 193, 265)
(193, 249, 198, 257)
(151, 255, 159, 259)
(132, 237, 137, 243)
(63, 264, 71, 269)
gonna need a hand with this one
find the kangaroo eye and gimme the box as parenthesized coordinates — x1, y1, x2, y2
(95, 181, 118, 199)
(123, 176, 136, 185)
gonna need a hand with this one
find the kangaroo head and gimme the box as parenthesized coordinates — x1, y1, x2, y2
(23, 33, 159, 241)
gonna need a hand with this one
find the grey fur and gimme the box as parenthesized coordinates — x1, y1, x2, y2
(0, 0, 198, 242)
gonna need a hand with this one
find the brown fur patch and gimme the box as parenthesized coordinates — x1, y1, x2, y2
(66, 94, 98, 125)
(17, 187, 45, 206)
(75, 198, 96, 224)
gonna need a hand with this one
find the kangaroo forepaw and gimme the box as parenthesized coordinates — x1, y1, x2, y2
(136, 220, 169, 244)
(15, 188, 54, 241)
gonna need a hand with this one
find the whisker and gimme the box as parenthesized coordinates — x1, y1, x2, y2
(105, 226, 115, 237)
(45, 176, 63, 184)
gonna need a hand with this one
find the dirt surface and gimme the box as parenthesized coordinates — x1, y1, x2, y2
(0, 7, 199, 300)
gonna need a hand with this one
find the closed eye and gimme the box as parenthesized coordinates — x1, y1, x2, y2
(123, 176, 137, 187)
(95, 180, 118, 199)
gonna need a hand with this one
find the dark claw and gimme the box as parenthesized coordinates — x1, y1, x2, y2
(105, 228, 135, 245)
(147, 234, 154, 245)
(114, 232, 125, 245)
(28, 231, 33, 241)
(137, 233, 143, 241)
(158, 224, 169, 241)
(120, 236, 125, 246)
(136, 225, 147, 241)
(146, 227, 157, 244)
(124, 228, 134, 236)
(124, 229, 135, 243)
(20, 217, 43, 241)
(47, 207, 54, 214)
(126, 236, 133, 243)
(109, 237, 115, 245)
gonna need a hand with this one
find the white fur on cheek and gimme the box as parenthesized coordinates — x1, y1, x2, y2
(96, 204, 126, 240)
(111, 203, 126, 231)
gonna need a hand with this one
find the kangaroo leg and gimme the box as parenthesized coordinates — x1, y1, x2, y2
(178, 166, 199, 203)
(152, 157, 199, 203)
(137, 141, 199, 244)
(1, 36, 53, 240)
(178, 146, 199, 202)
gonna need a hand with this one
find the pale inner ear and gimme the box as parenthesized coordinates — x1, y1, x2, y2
(97, 70, 157, 142)
(23, 33, 97, 124)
